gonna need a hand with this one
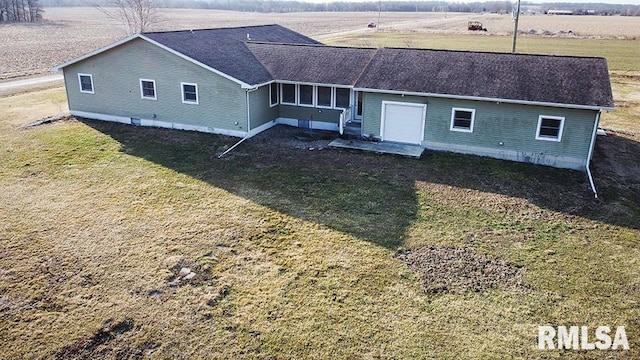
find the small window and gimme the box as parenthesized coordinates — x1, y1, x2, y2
(269, 83, 279, 107)
(335, 87, 351, 109)
(450, 108, 475, 133)
(299, 85, 314, 107)
(281, 83, 296, 105)
(140, 79, 156, 100)
(78, 73, 94, 94)
(536, 115, 565, 142)
(317, 86, 332, 108)
(181, 82, 198, 104)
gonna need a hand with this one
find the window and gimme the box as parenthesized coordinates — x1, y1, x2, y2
(269, 83, 279, 107)
(317, 86, 332, 108)
(181, 82, 198, 104)
(140, 79, 156, 100)
(536, 115, 565, 142)
(450, 108, 475, 133)
(78, 73, 94, 94)
(281, 83, 296, 105)
(335, 87, 351, 109)
(299, 84, 314, 107)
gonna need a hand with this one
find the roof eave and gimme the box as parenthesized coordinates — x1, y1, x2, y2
(353, 87, 613, 111)
(50, 33, 254, 89)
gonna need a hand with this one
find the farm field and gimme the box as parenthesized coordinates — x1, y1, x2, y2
(325, 33, 640, 73)
(1, 7, 640, 79)
(1, 7, 640, 359)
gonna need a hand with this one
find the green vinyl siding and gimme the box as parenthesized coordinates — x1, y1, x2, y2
(362, 93, 427, 136)
(279, 105, 342, 124)
(64, 38, 247, 132)
(362, 92, 597, 170)
(249, 84, 278, 130)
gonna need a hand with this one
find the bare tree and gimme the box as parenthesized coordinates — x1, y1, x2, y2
(403, 38, 415, 48)
(97, 0, 158, 35)
(0, 0, 42, 22)
(27, 0, 43, 22)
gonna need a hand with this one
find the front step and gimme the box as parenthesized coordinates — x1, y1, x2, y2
(343, 122, 361, 137)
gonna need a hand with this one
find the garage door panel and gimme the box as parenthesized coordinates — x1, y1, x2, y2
(382, 102, 425, 145)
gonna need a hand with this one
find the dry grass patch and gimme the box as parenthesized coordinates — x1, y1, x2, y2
(326, 32, 640, 72)
(601, 72, 640, 134)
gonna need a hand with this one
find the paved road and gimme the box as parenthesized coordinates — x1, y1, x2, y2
(0, 74, 64, 91)
(315, 14, 474, 40)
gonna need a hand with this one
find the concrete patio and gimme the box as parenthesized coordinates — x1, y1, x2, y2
(328, 138, 424, 158)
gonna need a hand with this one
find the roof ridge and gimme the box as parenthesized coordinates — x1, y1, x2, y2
(353, 48, 381, 87)
(246, 41, 377, 51)
(243, 42, 276, 82)
(246, 41, 326, 47)
(380, 46, 607, 60)
(142, 24, 281, 35)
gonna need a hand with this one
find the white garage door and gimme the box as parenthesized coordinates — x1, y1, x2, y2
(381, 101, 426, 145)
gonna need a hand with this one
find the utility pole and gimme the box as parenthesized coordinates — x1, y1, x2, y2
(377, 0, 381, 31)
(511, 0, 521, 53)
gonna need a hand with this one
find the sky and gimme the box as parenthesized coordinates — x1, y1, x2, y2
(299, 0, 640, 5)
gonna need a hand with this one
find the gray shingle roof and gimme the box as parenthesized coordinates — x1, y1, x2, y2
(355, 48, 613, 108)
(142, 25, 612, 109)
(246, 42, 376, 86)
(142, 25, 320, 85)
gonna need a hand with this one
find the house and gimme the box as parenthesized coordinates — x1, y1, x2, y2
(54, 24, 613, 178)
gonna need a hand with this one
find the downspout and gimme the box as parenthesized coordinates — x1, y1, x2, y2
(246, 88, 251, 133)
(585, 111, 601, 198)
(218, 87, 258, 158)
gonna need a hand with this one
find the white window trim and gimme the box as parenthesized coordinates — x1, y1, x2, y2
(450, 107, 475, 133)
(181, 82, 198, 105)
(298, 84, 315, 108)
(269, 83, 279, 107)
(281, 83, 297, 105)
(78, 73, 94, 94)
(334, 87, 352, 110)
(536, 115, 565, 142)
(139, 79, 157, 100)
(315, 86, 334, 109)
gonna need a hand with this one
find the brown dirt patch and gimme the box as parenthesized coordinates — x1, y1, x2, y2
(166, 256, 215, 287)
(396, 246, 528, 294)
(55, 318, 158, 359)
(248, 124, 337, 151)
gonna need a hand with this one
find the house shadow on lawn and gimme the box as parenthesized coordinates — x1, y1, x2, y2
(80, 120, 640, 248)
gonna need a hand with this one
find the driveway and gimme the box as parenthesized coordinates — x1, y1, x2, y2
(0, 74, 64, 91)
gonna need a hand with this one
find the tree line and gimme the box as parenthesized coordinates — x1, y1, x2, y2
(1, 0, 43, 22)
(36, 0, 640, 17)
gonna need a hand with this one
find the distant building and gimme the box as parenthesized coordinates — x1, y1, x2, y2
(547, 10, 574, 15)
(521, 5, 542, 15)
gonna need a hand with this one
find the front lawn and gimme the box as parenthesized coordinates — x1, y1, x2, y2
(0, 88, 638, 358)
